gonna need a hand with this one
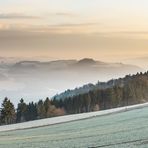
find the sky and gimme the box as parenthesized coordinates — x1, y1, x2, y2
(0, 0, 148, 61)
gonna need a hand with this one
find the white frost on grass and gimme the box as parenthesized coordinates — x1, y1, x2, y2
(0, 102, 148, 132)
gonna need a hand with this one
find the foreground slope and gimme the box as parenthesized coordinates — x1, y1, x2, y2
(0, 104, 148, 148)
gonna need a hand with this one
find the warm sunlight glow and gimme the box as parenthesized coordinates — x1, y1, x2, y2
(0, 0, 148, 62)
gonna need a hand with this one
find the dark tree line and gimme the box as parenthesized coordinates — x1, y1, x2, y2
(0, 97, 65, 125)
(52, 72, 148, 114)
(1, 72, 148, 125)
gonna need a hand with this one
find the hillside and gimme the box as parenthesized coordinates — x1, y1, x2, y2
(1, 72, 148, 126)
(53, 72, 148, 114)
(0, 104, 148, 148)
(54, 71, 148, 100)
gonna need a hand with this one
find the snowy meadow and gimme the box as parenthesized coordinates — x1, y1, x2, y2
(0, 104, 148, 148)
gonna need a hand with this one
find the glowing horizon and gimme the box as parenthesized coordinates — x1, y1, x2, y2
(0, 0, 148, 61)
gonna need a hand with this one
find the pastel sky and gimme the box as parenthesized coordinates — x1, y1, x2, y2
(0, 0, 148, 61)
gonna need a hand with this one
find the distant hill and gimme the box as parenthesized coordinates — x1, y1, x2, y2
(0, 58, 143, 103)
(11, 58, 143, 78)
(124, 56, 148, 70)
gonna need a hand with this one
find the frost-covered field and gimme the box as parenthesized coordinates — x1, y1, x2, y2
(1, 102, 148, 132)
(1, 103, 148, 148)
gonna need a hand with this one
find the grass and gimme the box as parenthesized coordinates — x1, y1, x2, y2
(0, 106, 148, 148)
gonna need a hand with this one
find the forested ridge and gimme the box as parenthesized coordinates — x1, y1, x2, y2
(1, 72, 148, 125)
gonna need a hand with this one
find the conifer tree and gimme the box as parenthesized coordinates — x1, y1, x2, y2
(1, 97, 16, 124)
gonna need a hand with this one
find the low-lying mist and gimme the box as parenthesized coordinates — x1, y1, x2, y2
(0, 58, 144, 105)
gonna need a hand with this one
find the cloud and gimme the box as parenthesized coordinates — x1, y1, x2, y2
(0, 12, 77, 20)
(0, 13, 40, 19)
(54, 12, 75, 17)
(53, 22, 100, 27)
(0, 22, 101, 34)
(31, 22, 100, 33)
(45, 12, 77, 18)
(0, 28, 147, 56)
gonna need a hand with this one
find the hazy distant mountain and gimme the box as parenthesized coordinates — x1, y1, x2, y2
(124, 56, 148, 70)
(11, 58, 142, 75)
(0, 58, 143, 104)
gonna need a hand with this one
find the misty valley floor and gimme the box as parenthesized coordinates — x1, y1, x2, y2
(0, 107, 148, 148)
